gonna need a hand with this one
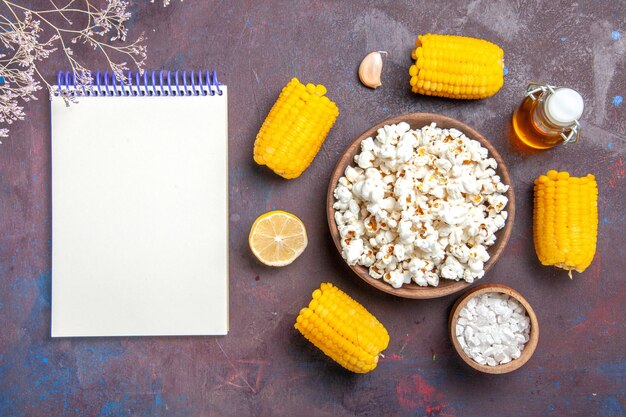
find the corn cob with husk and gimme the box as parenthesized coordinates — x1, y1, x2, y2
(253, 78, 339, 179)
(409, 34, 504, 99)
(295, 283, 389, 373)
(533, 170, 598, 277)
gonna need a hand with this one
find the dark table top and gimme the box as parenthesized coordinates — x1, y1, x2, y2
(1, 1, 625, 416)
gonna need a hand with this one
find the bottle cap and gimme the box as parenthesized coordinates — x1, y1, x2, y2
(544, 88, 584, 127)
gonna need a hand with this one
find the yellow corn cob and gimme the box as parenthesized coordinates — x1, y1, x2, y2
(533, 170, 598, 276)
(409, 34, 504, 99)
(254, 78, 339, 179)
(294, 283, 389, 373)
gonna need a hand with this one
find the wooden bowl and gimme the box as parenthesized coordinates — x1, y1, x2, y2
(326, 113, 515, 299)
(449, 283, 539, 374)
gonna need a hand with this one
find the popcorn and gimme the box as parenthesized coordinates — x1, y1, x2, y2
(441, 255, 464, 280)
(353, 177, 384, 203)
(359, 248, 376, 267)
(356, 150, 375, 169)
(342, 238, 363, 264)
(334, 123, 509, 287)
(456, 293, 531, 366)
(383, 269, 404, 288)
(440, 204, 469, 226)
(487, 194, 509, 213)
(361, 137, 376, 152)
(393, 243, 407, 261)
(345, 166, 363, 183)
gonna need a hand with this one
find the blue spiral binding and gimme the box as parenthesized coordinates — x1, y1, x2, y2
(55, 70, 222, 97)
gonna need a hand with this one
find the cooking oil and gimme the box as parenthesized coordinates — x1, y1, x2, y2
(512, 83, 583, 150)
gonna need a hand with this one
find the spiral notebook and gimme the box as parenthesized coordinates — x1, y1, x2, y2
(50, 71, 228, 337)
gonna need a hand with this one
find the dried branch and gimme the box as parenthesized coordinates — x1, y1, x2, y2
(0, 0, 176, 142)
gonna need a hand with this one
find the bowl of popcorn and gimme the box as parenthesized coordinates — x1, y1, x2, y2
(327, 113, 514, 298)
(449, 283, 539, 374)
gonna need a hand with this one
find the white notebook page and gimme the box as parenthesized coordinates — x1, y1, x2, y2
(51, 87, 228, 336)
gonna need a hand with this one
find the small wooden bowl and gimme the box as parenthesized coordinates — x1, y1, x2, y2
(326, 113, 515, 299)
(449, 283, 539, 374)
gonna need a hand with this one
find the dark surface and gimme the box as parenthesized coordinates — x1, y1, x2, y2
(1, 1, 625, 416)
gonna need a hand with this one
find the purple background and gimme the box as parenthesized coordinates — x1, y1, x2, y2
(1, 1, 625, 416)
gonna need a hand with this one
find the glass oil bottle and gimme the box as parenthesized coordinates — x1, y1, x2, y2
(512, 82, 583, 149)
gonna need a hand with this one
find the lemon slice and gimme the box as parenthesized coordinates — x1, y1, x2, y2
(249, 210, 308, 266)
